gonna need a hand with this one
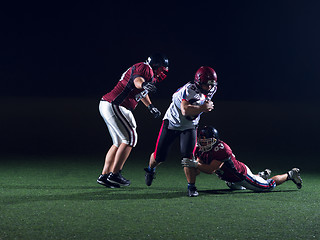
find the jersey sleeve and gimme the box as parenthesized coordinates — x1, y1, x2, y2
(132, 63, 154, 82)
(183, 84, 197, 101)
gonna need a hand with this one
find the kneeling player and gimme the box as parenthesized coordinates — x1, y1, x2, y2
(181, 126, 303, 195)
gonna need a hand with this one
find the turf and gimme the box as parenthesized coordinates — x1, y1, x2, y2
(0, 155, 319, 240)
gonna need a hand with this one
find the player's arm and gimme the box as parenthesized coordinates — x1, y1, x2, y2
(181, 157, 223, 174)
(134, 77, 161, 118)
(134, 76, 156, 92)
(180, 99, 214, 116)
(141, 95, 151, 106)
(133, 76, 145, 89)
(197, 159, 224, 174)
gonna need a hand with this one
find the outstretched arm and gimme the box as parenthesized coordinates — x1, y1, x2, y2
(182, 157, 223, 174)
(197, 159, 224, 174)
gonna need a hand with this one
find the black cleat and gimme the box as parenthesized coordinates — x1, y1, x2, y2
(97, 174, 120, 188)
(144, 168, 156, 186)
(107, 172, 131, 186)
(188, 186, 199, 197)
(287, 168, 303, 189)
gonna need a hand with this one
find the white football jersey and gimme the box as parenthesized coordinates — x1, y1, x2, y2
(163, 82, 216, 131)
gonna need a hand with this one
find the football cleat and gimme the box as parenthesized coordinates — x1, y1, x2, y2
(287, 168, 302, 189)
(225, 181, 246, 190)
(107, 172, 131, 186)
(188, 186, 199, 197)
(97, 174, 120, 188)
(144, 168, 156, 186)
(258, 169, 272, 180)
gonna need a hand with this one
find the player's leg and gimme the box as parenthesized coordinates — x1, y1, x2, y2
(240, 166, 276, 192)
(98, 146, 120, 188)
(272, 168, 302, 189)
(102, 144, 118, 174)
(111, 143, 132, 173)
(105, 104, 137, 186)
(180, 128, 198, 197)
(144, 120, 177, 186)
(98, 143, 121, 188)
(97, 101, 122, 188)
(149, 152, 159, 169)
(270, 173, 288, 186)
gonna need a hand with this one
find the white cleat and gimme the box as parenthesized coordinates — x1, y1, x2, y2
(287, 168, 302, 189)
(258, 169, 272, 180)
(226, 181, 246, 190)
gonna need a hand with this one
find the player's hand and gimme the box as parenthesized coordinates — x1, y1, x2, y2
(148, 104, 161, 118)
(202, 100, 214, 112)
(142, 82, 157, 93)
(181, 158, 198, 168)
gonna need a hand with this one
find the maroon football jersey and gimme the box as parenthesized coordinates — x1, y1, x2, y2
(196, 140, 248, 182)
(102, 62, 154, 111)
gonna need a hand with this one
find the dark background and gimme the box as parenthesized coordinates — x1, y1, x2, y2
(0, 1, 319, 168)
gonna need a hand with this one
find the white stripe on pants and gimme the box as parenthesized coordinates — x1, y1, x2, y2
(99, 101, 138, 147)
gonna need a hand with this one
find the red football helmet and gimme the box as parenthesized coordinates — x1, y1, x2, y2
(194, 66, 217, 94)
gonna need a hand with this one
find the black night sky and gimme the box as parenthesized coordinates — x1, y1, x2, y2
(1, 1, 320, 158)
(1, 1, 320, 101)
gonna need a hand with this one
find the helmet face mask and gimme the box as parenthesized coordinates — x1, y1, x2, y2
(197, 126, 219, 152)
(198, 81, 218, 94)
(198, 137, 217, 152)
(154, 66, 169, 83)
(146, 53, 169, 83)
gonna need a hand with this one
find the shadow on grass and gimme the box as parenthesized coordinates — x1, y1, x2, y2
(0, 185, 187, 205)
(199, 189, 298, 195)
(1, 184, 299, 205)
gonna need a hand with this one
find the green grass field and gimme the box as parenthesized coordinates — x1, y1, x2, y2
(1, 155, 319, 240)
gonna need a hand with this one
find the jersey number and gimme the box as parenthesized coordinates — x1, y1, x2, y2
(214, 143, 224, 152)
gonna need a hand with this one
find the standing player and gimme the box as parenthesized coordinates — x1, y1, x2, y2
(144, 66, 218, 196)
(97, 54, 169, 188)
(181, 126, 303, 195)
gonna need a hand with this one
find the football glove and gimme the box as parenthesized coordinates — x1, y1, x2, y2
(181, 158, 198, 168)
(148, 104, 161, 118)
(142, 82, 157, 93)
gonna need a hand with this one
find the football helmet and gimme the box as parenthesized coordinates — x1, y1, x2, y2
(197, 126, 219, 152)
(194, 66, 217, 94)
(146, 53, 169, 83)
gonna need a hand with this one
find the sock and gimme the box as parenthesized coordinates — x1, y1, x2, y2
(101, 173, 110, 177)
(148, 166, 155, 172)
(188, 183, 195, 189)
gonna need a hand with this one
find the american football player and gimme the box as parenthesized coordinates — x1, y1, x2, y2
(144, 66, 218, 197)
(181, 126, 303, 196)
(97, 53, 169, 188)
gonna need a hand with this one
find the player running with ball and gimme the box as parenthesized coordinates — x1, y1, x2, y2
(144, 66, 218, 197)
